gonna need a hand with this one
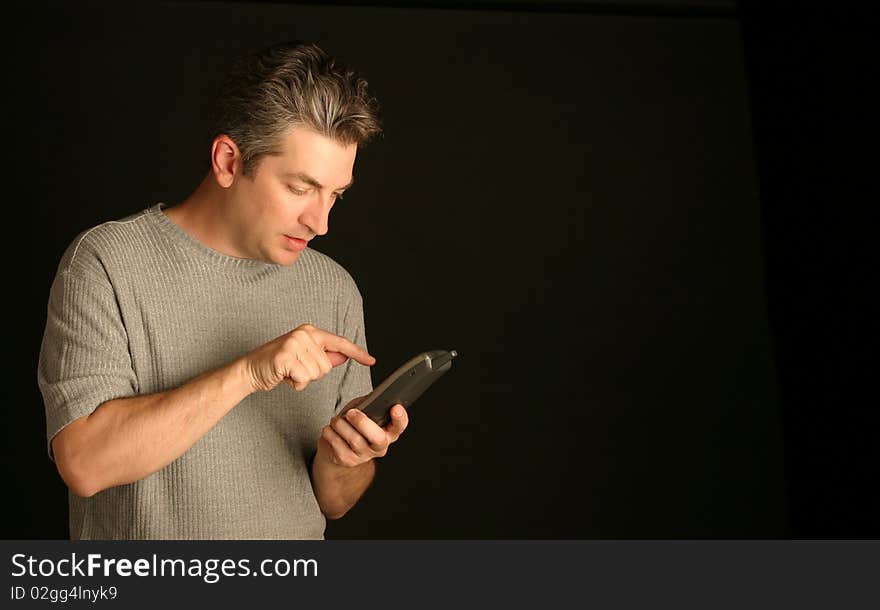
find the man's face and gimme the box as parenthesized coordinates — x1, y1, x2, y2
(229, 127, 357, 265)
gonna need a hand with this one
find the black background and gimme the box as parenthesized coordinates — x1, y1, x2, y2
(9, 1, 877, 539)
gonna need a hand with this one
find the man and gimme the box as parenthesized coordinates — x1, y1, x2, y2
(37, 41, 407, 539)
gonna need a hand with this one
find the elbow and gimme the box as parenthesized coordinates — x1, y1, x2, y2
(56, 457, 101, 498)
(316, 496, 351, 520)
(68, 480, 100, 499)
(51, 430, 103, 499)
(68, 474, 101, 499)
(322, 508, 348, 521)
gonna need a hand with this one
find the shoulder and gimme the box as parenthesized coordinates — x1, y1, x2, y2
(56, 207, 153, 282)
(298, 247, 363, 301)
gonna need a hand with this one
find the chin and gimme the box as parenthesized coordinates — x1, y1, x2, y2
(275, 249, 303, 266)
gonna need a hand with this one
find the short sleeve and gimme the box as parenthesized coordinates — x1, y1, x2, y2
(334, 278, 374, 414)
(37, 270, 138, 460)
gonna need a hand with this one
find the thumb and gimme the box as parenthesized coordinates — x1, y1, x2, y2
(327, 351, 350, 367)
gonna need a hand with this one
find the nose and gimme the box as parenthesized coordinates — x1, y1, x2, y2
(300, 192, 334, 237)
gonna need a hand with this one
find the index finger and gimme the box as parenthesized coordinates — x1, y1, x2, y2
(315, 331, 376, 366)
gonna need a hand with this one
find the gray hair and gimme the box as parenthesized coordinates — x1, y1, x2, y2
(208, 41, 383, 177)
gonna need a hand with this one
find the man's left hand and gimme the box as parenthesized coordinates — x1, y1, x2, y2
(317, 402, 409, 468)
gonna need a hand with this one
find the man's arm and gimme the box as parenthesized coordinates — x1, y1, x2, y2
(52, 323, 375, 498)
(310, 404, 408, 519)
(52, 357, 252, 498)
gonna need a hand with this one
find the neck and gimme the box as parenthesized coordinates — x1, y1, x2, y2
(165, 173, 250, 258)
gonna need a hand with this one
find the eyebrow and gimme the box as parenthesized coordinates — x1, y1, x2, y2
(283, 171, 355, 192)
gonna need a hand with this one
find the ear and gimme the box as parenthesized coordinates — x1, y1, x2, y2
(210, 135, 240, 188)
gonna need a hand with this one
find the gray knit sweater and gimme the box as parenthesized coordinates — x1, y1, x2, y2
(37, 202, 373, 539)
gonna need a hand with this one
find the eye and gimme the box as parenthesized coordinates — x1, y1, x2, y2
(287, 185, 308, 196)
(334, 192, 345, 201)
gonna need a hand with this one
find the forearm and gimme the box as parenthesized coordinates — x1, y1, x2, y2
(309, 403, 409, 520)
(54, 357, 254, 497)
(310, 446, 377, 520)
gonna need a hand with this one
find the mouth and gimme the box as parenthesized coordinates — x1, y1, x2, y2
(283, 234, 310, 251)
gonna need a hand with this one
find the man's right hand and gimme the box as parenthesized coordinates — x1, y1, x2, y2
(244, 323, 375, 393)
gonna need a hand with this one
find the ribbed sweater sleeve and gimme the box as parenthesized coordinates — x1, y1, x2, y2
(38, 266, 138, 461)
